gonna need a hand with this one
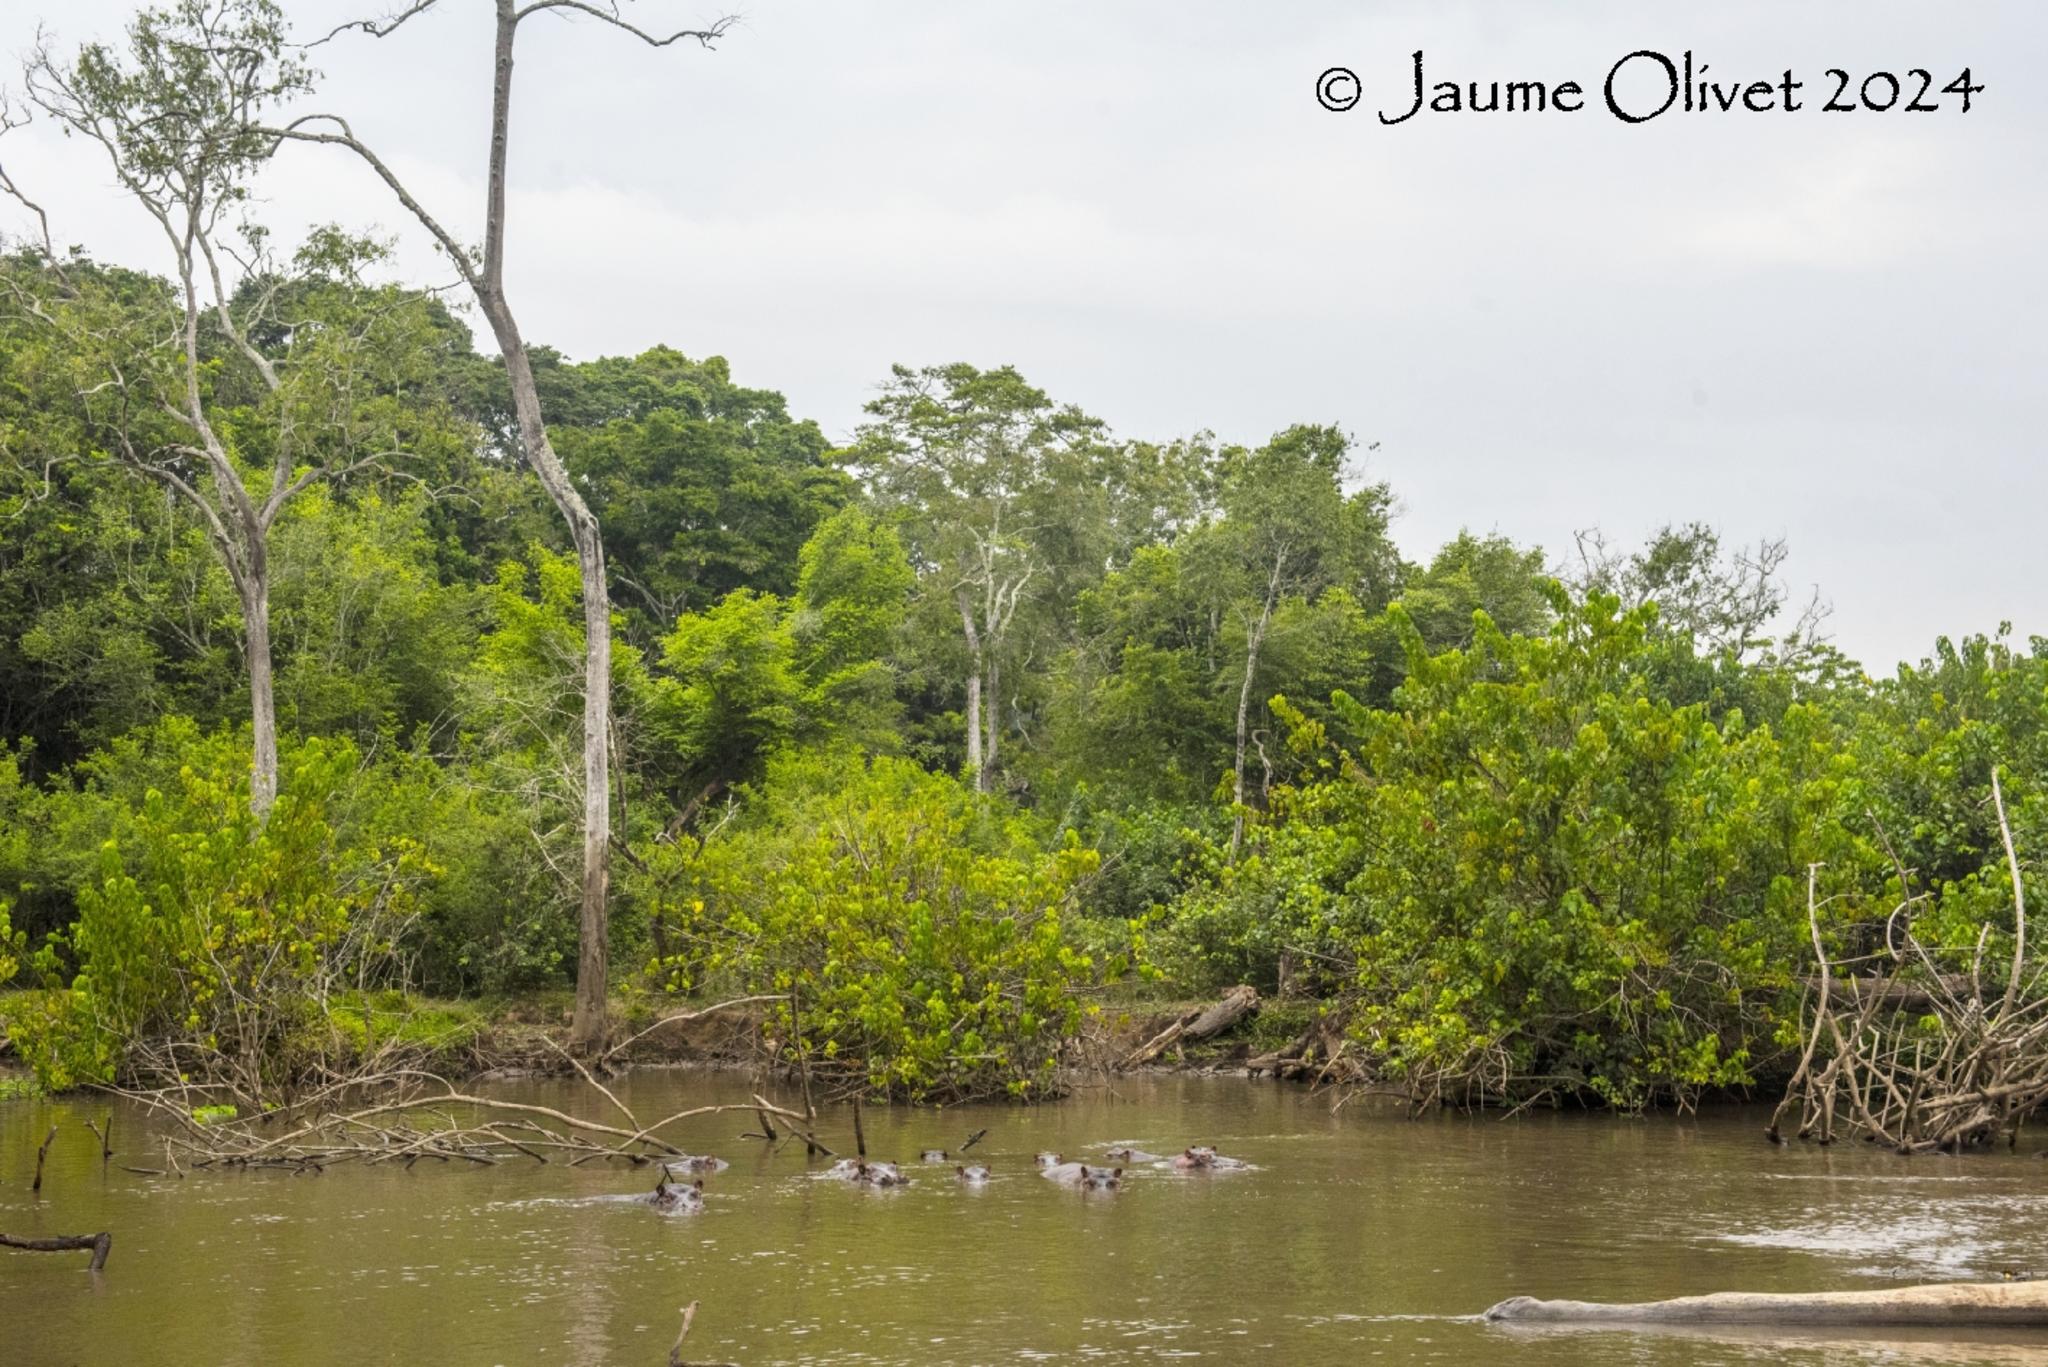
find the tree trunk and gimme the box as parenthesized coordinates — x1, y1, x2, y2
(964, 670, 984, 789)
(241, 568, 278, 819)
(485, 0, 610, 1052)
(1229, 576, 1280, 861)
(957, 592, 986, 792)
(483, 352, 609, 1053)
(983, 652, 1001, 789)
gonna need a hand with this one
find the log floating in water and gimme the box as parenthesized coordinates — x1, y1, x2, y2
(1, 1232, 112, 1272)
(1125, 986, 1259, 1067)
(1485, 1282, 2048, 1327)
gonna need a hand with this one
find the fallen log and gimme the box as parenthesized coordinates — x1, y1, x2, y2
(1, 1232, 112, 1272)
(1486, 1281, 2048, 1327)
(1125, 986, 1259, 1067)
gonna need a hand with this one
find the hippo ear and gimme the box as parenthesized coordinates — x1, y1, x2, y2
(956, 1165, 965, 1175)
(1080, 1164, 1090, 1177)
(693, 1179, 703, 1191)
(1113, 1168, 1123, 1178)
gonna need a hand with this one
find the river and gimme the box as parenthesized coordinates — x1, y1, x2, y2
(7, 1070, 2048, 1365)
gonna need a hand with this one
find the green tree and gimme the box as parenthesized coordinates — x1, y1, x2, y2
(1186, 424, 1397, 856)
(543, 349, 849, 636)
(5, 5, 454, 817)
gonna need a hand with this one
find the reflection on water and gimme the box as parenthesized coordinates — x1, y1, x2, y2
(6, 1071, 2048, 1365)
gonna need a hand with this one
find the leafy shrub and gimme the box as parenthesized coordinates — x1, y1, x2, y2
(1218, 591, 1870, 1109)
(0, 902, 21, 985)
(10, 735, 434, 1096)
(644, 750, 1103, 1100)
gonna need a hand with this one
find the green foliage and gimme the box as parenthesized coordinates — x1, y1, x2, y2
(0, 198, 2033, 1119)
(0, 1074, 44, 1101)
(1181, 590, 1872, 1108)
(534, 348, 851, 637)
(9, 734, 433, 1095)
(0, 902, 22, 985)
(646, 752, 1104, 1100)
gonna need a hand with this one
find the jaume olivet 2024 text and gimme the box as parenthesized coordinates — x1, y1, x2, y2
(1315, 51, 1984, 123)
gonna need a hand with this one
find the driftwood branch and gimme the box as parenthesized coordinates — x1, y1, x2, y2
(1, 1232, 112, 1271)
(1488, 1281, 2048, 1327)
(119, 1072, 813, 1170)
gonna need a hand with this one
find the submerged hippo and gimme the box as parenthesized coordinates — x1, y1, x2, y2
(956, 1164, 993, 1184)
(673, 1153, 728, 1174)
(649, 1170, 704, 1213)
(1103, 1147, 1167, 1164)
(1035, 1151, 1064, 1168)
(920, 1149, 950, 1163)
(1172, 1146, 1248, 1171)
(1041, 1162, 1122, 1190)
(824, 1158, 910, 1187)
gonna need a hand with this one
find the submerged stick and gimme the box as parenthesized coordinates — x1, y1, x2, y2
(852, 1096, 866, 1158)
(31, 1125, 57, 1193)
(668, 1300, 698, 1367)
(1, 1231, 112, 1272)
(84, 1116, 113, 1163)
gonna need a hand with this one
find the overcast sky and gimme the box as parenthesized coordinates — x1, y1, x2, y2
(4, 1, 2042, 672)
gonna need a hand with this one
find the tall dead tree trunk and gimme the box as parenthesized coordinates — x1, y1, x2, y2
(478, 0, 611, 1051)
(274, 0, 734, 1052)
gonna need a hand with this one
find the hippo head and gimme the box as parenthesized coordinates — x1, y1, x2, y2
(1080, 1165, 1122, 1191)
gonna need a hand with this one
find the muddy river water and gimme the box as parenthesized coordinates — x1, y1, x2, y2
(8, 1070, 2048, 1365)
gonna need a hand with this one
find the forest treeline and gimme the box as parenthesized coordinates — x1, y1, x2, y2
(2, 272, 2040, 1107)
(0, 2, 2041, 1110)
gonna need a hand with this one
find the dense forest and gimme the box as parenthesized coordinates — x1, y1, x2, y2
(1, 1, 2041, 1114)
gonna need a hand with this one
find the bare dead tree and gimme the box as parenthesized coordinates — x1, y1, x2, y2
(266, 0, 735, 1050)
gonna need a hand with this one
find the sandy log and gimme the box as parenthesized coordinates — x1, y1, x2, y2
(1126, 986, 1259, 1067)
(1, 1232, 112, 1271)
(1485, 1281, 2048, 1327)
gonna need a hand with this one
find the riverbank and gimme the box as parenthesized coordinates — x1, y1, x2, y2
(4, 985, 1309, 1093)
